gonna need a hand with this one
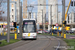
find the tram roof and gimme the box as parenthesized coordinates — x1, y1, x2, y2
(23, 19, 36, 21)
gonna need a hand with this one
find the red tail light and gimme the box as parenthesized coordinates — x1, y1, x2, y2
(23, 36, 25, 38)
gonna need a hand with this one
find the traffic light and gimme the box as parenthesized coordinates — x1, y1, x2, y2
(13, 22, 17, 28)
(71, 1, 73, 6)
(63, 21, 66, 26)
(63, 21, 66, 24)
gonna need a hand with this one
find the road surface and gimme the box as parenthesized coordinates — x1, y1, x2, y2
(0, 35, 67, 50)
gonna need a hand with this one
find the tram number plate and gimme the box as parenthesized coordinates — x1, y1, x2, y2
(28, 33, 30, 36)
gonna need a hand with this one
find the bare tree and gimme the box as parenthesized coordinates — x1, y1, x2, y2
(0, 0, 7, 21)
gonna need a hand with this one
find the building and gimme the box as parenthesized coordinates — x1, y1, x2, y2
(33, 13, 36, 19)
(37, 0, 46, 30)
(10, 0, 20, 24)
(48, 0, 57, 30)
(23, 0, 27, 19)
(67, 12, 75, 28)
(58, 12, 62, 25)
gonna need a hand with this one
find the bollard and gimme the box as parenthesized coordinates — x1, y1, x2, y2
(4, 32, 6, 36)
(1, 33, 2, 35)
(4, 28, 6, 36)
(64, 34, 66, 38)
(52, 33, 53, 36)
(61, 33, 63, 36)
(15, 28, 17, 39)
(57, 32, 59, 36)
(15, 33, 17, 39)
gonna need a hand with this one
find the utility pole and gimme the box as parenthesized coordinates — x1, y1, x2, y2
(62, 0, 66, 38)
(50, 5, 52, 34)
(43, 0, 46, 31)
(19, 2, 22, 38)
(42, 10, 43, 33)
(56, 4, 59, 36)
(44, 14, 46, 30)
(71, 0, 74, 29)
(3, 9, 4, 35)
(7, 0, 10, 43)
(56, 4, 58, 23)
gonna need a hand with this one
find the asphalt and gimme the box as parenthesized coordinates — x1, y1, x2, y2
(0, 35, 67, 50)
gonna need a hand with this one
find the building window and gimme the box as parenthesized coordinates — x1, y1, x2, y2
(12, 15, 14, 19)
(12, 4, 14, 7)
(68, 16, 69, 23)
(12, 9, 14, 12)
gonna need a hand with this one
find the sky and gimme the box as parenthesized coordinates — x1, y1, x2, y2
(21, 0, 74, 14)
(20, 0, 75, 20)
(1, 0, 75, 17)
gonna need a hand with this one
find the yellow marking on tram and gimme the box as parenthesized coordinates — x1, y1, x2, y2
(28, 33, 30, 36)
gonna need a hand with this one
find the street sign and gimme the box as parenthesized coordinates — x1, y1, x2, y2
(17, 26, 19, 29)
(3, 25, 6, 28)
(55, 23, 59, 27)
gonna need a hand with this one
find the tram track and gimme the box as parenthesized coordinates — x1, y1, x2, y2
(42, 36, 51, 50)
(55, 40, 60, 50)
(42, 36, 60, 50)
(0, 35, 63, 50)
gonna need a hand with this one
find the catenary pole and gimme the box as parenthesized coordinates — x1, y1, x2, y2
(19, 2, 22, 38)
(42, 10, 43, 33)
(62, 0, 66, 38)
(7, 0, 10, 43)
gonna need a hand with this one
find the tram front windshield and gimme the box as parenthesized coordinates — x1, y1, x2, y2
(23, 22, 36, 33)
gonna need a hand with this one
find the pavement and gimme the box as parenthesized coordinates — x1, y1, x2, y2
(0, 35, 67, 50)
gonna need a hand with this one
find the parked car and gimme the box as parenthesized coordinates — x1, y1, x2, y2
(37, 30, 48, 33)
(37, 30, 42, 33)
(49, 29, 62, 34)
(49, 29, 57, 34)
(44, 30, 49, 33)
(66, 30, 74, 33)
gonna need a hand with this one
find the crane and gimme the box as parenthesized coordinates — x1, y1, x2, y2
(65, 0, 71, 20)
